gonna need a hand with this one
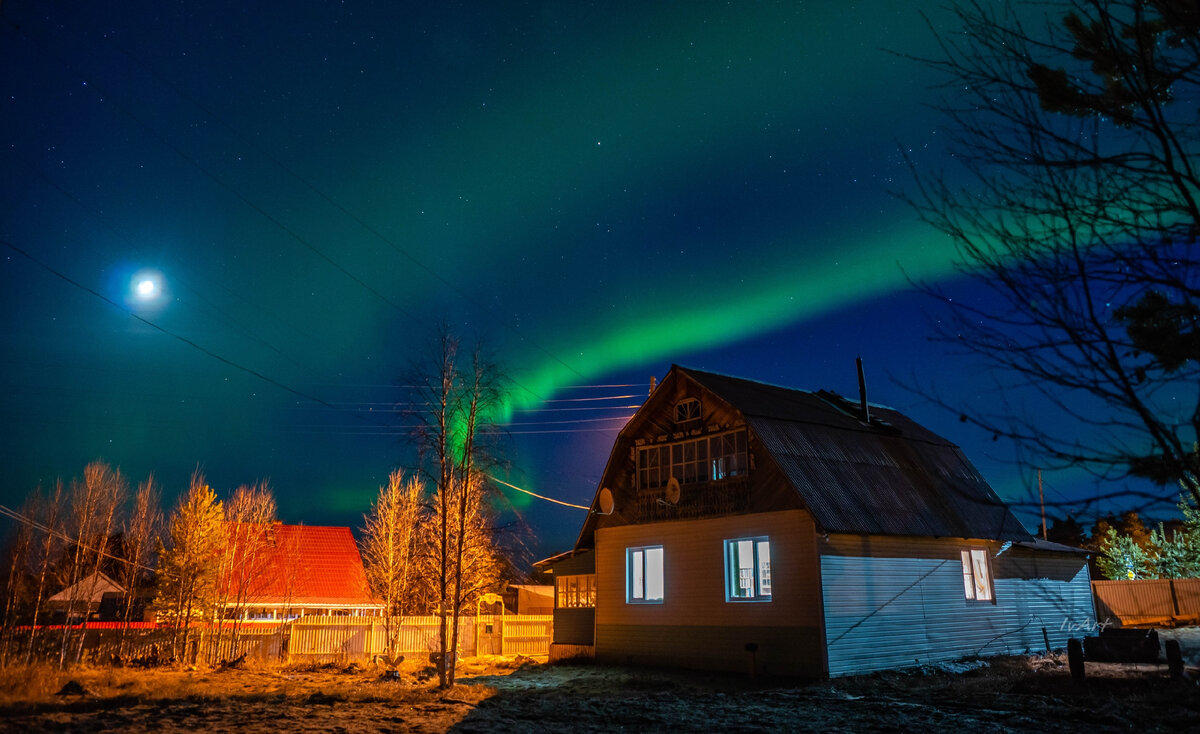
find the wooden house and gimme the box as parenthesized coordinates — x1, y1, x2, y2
(538, 365, 1095, 677)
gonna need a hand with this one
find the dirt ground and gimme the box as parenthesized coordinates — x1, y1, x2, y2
(1, 634, 1198, 733)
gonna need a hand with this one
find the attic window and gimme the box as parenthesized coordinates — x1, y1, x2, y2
(674, 398, 701, 423)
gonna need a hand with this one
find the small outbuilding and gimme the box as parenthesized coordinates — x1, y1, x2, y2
(47, 571, 124, 623)
(539, 365, 1095, 677)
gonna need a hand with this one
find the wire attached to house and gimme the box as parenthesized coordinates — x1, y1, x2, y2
(486, 476, 589, 510)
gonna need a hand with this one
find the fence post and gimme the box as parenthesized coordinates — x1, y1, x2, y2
(1067, 638, 1085, 682)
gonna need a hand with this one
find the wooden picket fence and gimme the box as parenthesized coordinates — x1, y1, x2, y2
(1092, 579, 1200, 627)
(8, 614, 552, 665)
(286, 614, 553, 662)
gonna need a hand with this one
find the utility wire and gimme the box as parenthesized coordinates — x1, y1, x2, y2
(486, 476, 589, 510)
(0, 238, 339, 410)
(99, 22, 586, 382)
(0, 503, 166, 577)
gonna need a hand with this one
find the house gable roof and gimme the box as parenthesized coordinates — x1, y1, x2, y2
(576, 365, 1030, 548)
(222, 524, 378, 607)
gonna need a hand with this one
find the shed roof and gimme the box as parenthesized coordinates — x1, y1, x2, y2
(48, 572, 123, 605)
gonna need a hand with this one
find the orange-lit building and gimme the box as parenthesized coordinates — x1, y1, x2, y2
(217, 524, 383, 620)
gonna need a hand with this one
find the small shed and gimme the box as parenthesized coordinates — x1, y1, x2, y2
(47, 572, 124, 623)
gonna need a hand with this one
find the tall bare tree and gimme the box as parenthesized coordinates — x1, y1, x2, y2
(24, 479, 65, 665)
(60, 461, 126, 667)
(118, 476, 162, 657)
(905, 0, 1200, 513)
(211, 482, 276, 662)
(0, 493, 36, 666)
(408, 327, 506, 687)
(361, 470, 424, 659)
(156, 472, 224, 662)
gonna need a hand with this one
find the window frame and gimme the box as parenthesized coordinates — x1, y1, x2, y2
(724, 536, 773, 602)
(960, 548, 995, 603)
(636, 429, 748, 490)
(626, 545, 665, 604)
(674, 398, 701, 424)
(555, 574, 596, 609)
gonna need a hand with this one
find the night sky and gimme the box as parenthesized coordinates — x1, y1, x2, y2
(0, 0, 1145, 557)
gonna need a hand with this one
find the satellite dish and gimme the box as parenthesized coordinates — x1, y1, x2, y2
(664, 476, 681, 505)
(597, 487, 615, 515)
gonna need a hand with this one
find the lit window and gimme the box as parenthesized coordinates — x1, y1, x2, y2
(637, 430, 748, 489)
(555, 574, 596, 608)
(961, 549, 993, 601)
(725, 537, 772, 602)
(627, 546, 664, 603)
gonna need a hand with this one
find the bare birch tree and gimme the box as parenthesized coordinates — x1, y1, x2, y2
(0, 494, 36, 666)
(24, 479, 65, 665)
(211, 482, 276, 662)
(118, 476, 162, 657)
(361, 470, 423, 660)
(60, 461, 126, 667)
(409, 327, 506, 687)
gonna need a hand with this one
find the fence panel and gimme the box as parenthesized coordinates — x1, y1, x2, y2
(1092, 578, 1200, 627)
(500, 615, 552, 656)
(1171, 579, 1200, 621)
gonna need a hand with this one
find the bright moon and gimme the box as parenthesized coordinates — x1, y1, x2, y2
(136, 279, 156, 297)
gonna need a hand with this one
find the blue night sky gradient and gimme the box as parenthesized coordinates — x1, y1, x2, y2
(0, 0, 1156, 556)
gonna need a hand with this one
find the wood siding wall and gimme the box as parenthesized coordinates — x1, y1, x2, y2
(594, 509, 824, 677)
(819, 535, 1095, 676)
(553, 608, 595, 645)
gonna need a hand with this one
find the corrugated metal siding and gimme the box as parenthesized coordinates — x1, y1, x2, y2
(820, 535, 1094, 676)
(1175, 579, 1200, 620)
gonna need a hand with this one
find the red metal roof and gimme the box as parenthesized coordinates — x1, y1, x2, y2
(219, 524, 377, 607)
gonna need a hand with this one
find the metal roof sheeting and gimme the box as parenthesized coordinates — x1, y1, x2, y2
(682, 367, 1032, 541)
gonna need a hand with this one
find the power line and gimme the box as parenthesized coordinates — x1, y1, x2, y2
(97, 19, 586, 383)
(0, 238, 339, 410)
(486, 475, 589, 510)
(0, 503, 165, 577)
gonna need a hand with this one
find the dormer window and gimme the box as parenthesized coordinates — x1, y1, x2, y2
(674, 398, 701, 423)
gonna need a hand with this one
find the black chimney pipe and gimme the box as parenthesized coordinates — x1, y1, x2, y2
(856, 356, 870, 423)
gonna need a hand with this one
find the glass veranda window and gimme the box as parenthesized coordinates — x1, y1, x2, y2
(725, 537, 772, 601)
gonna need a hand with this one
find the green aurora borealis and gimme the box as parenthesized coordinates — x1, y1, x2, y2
(2, 0, 1084, 551)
